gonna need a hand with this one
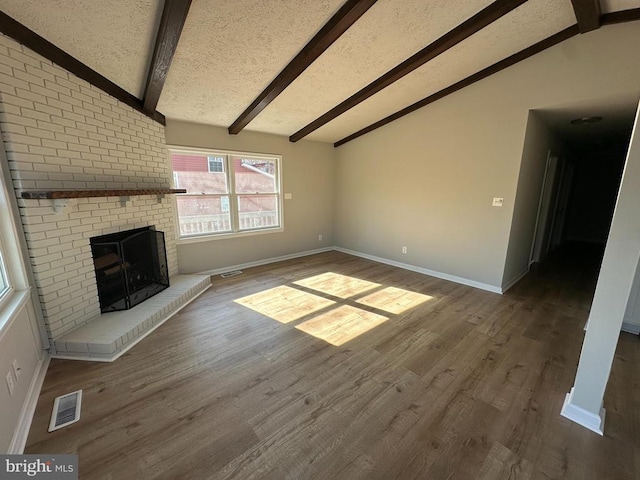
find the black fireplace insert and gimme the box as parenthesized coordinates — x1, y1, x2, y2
(90, 226, 169, 313)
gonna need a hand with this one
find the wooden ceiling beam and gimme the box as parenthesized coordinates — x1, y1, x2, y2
(600, 7, 640, 25)
(570, 0, 602, 33)
(289, 0, 528, 142)
(333, 7, 640, 148)
(228, 0, 378, 135)
(334, 26, 580, 147)
(0, 11, 165, 125)
(143, 0, 192, 114)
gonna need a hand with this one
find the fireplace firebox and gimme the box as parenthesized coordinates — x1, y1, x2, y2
(90, 226, 169, 313)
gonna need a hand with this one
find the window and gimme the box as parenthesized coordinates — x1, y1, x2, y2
(170, 148, 282, 238)
(0, 165, 20, 311)
(0, 250, 8, 301)
(0, 126, 31, 326)
(220, 196, 230, 212)
(208, 156, 224, 173)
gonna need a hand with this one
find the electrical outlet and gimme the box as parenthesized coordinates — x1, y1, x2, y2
(318, 234, 323, 241)
(12, 359, 20, 381)
(402, 246, 407, 254)
(492, 197, 504, 207)
(6, 372, 14, 397)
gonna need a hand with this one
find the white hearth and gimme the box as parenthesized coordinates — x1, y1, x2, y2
(53, 274, 211, 361)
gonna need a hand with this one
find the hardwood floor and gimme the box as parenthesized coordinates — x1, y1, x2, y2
(25, 249, 640, 479)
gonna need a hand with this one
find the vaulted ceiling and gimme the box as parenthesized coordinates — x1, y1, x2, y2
(1, 0, 639, 146)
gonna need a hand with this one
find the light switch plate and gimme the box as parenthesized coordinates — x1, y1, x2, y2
(492, 197, 504, 207)
(12, 359, 20, 380)
(6, 372, 14, 397)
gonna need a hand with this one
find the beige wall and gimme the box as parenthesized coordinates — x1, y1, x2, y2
(334, 21, 640, 289)
(503, 111, 562, 289)
(164, 121, 336, 274)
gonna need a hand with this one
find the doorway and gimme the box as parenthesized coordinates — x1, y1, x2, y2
(531, 102, 635, 269)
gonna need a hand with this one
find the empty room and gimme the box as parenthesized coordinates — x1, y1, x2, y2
(1, 0, 640, 479)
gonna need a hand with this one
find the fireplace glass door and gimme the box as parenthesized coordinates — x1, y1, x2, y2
(90, 227, 169, 312)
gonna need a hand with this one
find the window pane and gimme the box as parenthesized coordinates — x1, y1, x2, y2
(171, 153, 228, 194)
(238, 195, 279, 230)
(176, 196, 232, 236)
(232, 156, 277, 194)
(0, 253, 8, 299)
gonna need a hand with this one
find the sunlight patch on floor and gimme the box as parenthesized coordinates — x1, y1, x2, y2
(235, 285, 335, 324)
(295, 305, 388, 346)
(356, 286, 433, 314)
(235, 273, 432, 345)
(294, 272, 380, 299)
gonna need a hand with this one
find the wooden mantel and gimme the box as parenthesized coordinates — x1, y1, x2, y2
(20, 188, 187, 213)
(20, 188, 186, 200)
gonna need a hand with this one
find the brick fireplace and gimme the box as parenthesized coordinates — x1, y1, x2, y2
(0, 33, 210, 360)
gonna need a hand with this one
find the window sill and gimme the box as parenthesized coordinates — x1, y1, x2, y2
(0, 288, 31, 339)
(176, 227, 284, 245)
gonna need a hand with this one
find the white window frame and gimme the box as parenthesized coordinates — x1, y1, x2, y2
(0, 174, 18, 311)
(169, 146, 284, 242)
(0, 239, 12, 308)
(0, 135, 33, 332)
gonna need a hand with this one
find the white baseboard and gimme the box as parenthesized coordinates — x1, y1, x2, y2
(333, 247, 502, 294)
(501, 267, 530, 293)
(560, 387, 605, 435)
(197, 247, 334, 276)
(621, 322, 640, 334)
(8, 355, 50, 453)
(198, 246, 503, 294)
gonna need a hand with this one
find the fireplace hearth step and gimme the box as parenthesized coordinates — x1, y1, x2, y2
(52, 275, 211, 362)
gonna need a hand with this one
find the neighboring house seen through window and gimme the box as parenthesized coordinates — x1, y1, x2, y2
(170, 148, 282, 238)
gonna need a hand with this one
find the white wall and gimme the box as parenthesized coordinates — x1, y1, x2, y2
(334, 21, 640, 290)
(0, 102, 46, 453)
(622, 260, 640, 333)
(165, 121, 335, 274)
(0, 298, 45, 453)
(0, 33, 178, 345)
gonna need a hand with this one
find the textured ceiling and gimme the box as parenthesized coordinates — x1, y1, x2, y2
(247, 0, 495, 136)
(156, 0, 345, 127)
(1, 0, 640, 144)
(305, 0, 578, 142)
(0, 0, 162, 98)
(601, 0, 640, 12)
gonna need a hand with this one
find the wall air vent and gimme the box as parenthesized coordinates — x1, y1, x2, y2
(48, 390, 82, 432)
(221, 270, 243, 278)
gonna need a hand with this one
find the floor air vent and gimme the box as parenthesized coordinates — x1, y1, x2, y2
(48, 390, 82, 432)
(221, 270, 243, 278)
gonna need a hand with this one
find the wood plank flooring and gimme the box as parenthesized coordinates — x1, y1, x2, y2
(25, 249, 640, 479)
